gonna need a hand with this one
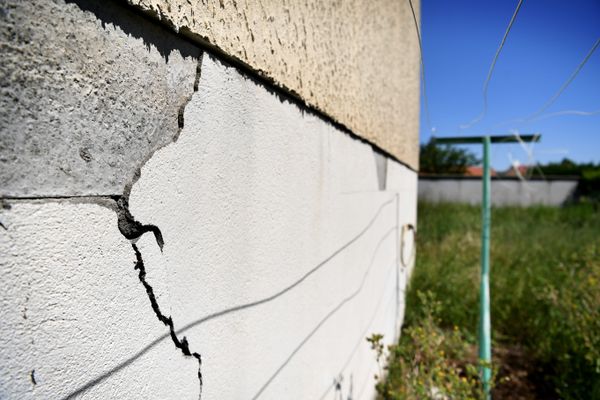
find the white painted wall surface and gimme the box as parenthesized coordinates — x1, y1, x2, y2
(1, 55, 417, 399)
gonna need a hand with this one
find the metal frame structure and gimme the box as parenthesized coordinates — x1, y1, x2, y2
(433, 133, 541, 399)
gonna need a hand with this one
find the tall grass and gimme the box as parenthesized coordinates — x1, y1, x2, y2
(404, 202, 600, 399)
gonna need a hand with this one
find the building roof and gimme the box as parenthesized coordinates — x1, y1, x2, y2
(465, 166, 497, 177)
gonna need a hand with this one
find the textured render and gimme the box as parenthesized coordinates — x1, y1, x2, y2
(0, 0, 200, 196)
(0, 202, 199, 399)
(128, 54, 417, 399)
(123, 0, 421, 168)
(0, 0, 420, 397)
(0, 53, 418, 399)
(418, 178, 578, 206)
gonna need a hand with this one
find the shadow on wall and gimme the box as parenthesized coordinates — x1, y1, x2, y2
(66, 0, 198, 61)
(61, 197, 399, 400)
(68, 0, 317, 113)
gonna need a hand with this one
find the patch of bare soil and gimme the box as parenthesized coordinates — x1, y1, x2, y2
(492, 344, 557, 400)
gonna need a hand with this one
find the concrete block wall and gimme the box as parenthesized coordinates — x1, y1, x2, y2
(0, 0, 419, 399)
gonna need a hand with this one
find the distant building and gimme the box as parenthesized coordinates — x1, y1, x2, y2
(465, 166, 497, 177)
(503, 164, 530, 178)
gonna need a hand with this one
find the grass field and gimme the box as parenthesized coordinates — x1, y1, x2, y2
(373, 202, 600, 400)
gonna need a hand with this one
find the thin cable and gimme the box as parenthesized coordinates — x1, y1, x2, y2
(527, 38, 600, 121)
(460, 0, 524, 129)
(530, 107, 600, 122)
(496, 39, 600, 128)
(505, 131, 546, 184)
(406, 0, 434, 132)
(493, 108, 600, 129)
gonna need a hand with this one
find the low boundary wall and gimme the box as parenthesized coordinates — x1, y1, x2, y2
(418, 176, 579, 206)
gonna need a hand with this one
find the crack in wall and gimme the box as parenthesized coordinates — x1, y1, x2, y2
(1, 18, 206, 395)
(131, 242, 203, 398)
(112, 53, 205, 398)
(116, 197, 164, 250)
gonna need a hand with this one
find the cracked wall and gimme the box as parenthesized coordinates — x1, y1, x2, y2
(0, 0, 418, 399)
(0, 201, 200, 399)
(0, 0, 200, 197)
(121, 0, 422, 169)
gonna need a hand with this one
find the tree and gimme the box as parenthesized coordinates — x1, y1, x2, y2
(419, 138, 480, 174)
(534, 158, 600, 202)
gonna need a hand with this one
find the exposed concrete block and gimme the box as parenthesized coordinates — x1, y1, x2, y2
(122, 0, 421, 168)
(0, 0, 200, 197)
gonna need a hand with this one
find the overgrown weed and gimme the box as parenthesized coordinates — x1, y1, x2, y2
(376, 202, 600, 399)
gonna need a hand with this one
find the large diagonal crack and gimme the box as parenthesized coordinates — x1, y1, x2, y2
(53, 44, 205, 400)
(131, 241, 203, 397)
(113, 52, 204, 398)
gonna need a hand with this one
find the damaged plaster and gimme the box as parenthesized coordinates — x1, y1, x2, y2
(0, 201, 200, 399)
(122, 0, 422, 168)
(0, 51, 417, 398)
(125, 54, 417, 399)
(0, 0, 419, 398)
(0, 0, 200, 197)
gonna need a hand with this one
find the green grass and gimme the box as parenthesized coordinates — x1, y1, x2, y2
(377, 202, 600, 399)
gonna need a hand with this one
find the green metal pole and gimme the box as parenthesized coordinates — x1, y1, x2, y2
(479, 136, 492, 399)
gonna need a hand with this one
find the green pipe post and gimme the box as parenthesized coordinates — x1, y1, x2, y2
(479, 135, 492, 399)
(433, 133, 541, 399)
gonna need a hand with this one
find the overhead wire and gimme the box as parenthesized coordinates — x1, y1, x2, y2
(526, 38, 600, 121)
(496, 38, 600, 128)
(406, 0, 435, 132)
(460, 0, 525, 130)
(530, 108, 600, 122)
(495, 38, 599, 171)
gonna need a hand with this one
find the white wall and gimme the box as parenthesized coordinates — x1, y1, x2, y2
(1, 55, 417, 399)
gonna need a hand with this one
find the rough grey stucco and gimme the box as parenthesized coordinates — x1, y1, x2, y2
(0, 0, 200, 197)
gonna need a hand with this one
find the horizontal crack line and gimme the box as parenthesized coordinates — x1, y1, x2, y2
(1, 194, 119, 200)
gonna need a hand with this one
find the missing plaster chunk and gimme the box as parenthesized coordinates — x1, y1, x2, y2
(111, 51, 205, 398)
(116, 197, 164, 250)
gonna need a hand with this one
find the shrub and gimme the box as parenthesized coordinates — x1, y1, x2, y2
(400, 202, 600, 399)
(368, 291, 489, 400)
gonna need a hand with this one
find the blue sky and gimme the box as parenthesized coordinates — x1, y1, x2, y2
(420, 0, 600, 170)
